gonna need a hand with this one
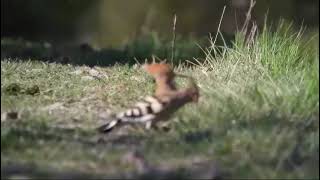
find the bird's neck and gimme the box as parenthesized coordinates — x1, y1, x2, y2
(154, 77, 177, 96)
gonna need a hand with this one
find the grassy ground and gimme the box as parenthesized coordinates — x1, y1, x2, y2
(1, 23, 319, 179)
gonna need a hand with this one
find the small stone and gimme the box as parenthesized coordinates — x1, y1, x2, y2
(81, 76, 94, 81)
(88, 68, 100, 77)
(70, 69, 83, 75)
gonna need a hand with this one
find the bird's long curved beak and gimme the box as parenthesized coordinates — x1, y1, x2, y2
(175, 74, 197, 87)
(175, 74, 199, 103)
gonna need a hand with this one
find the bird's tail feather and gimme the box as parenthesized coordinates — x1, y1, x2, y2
(97, 118, 122, 133)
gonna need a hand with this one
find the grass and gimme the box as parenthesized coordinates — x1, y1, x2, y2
(1, 22, 319, 179)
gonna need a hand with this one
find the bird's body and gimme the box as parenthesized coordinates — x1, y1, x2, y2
(97, 63, 199, 133)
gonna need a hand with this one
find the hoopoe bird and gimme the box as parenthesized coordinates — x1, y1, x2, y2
(97, 63, 199, 133)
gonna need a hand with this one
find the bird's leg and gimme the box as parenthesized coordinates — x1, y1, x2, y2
(157, 121, 171, 132)
(145, 121, 163, 131)
(145, 121, 153, 130)
(147, 120, 171, 132)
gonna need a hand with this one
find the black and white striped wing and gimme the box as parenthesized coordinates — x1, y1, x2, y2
(116, 96, 167, 123)
(97, 95, 169, 133)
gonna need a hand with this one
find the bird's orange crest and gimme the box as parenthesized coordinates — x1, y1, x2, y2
(142, 63, 174, 77)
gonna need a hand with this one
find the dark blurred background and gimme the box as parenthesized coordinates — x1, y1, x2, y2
(1, 0, 319, 48)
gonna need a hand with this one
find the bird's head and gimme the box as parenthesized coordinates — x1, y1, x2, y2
(142, 63, 175, 80)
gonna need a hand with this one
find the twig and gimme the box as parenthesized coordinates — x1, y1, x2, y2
(241, 0, 256, 35)
(212, 6, 226, 48)
(171, 14, 177, 63)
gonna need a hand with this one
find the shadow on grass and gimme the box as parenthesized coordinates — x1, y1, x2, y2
(1, 35, 208, 67)
(1, 121, 153, 151)
(97, 134, 147, 147)
(182, 129, 212, 143)
(1, 161, 110, 179)
(1, 160, 228, 180)
(1, 39, 129, 67)
(2, 124, 95, 147)
(1, 124, 228, 179)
